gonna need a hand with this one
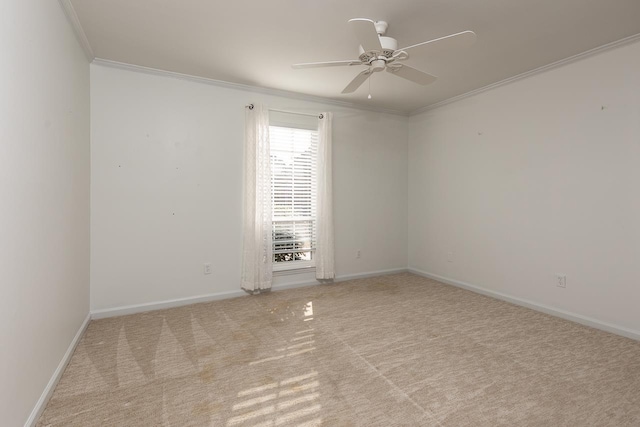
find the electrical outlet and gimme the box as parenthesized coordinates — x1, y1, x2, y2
(556, 274, 566, 288)
(204, 263, 212, 275)
(447, 251, 454, 263)
(356, 250, 361, 259)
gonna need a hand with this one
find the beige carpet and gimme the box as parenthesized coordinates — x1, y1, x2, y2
(38, 273, 640, 426)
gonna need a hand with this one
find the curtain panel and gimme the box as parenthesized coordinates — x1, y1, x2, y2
(241, 104, 273, 292)
(315, 112, 335, 280)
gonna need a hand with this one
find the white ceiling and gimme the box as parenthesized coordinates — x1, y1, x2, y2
(70, 0, 640, 114)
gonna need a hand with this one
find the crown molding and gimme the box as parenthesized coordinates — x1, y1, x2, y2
(410, 32, 640, 116)
(58, 0, 94, 61)
(91, 58, 409, 117)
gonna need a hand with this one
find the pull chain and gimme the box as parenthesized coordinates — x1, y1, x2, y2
(368, 73, 372, 99)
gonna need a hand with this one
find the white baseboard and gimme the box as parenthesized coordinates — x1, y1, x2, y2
(334, 268, 408, 282)
(272, 267, 409, 291)
(90, 268, 409, 320)
(90, 289, 247, 319)
(88, 266, 640, 338)
(408, 268, 640, 342)
(25, 313, 91, 427)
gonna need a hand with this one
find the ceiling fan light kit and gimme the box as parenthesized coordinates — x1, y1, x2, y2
(292, 18, 476, 96)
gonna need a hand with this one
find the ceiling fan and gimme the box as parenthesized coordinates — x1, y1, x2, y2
(292, 19, 476, 95)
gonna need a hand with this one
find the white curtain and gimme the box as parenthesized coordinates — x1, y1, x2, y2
(241, 104, 273, 293)
(315, 112, 335, 280)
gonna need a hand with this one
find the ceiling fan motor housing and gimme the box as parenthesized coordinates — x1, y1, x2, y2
(358, 36, 398, 62)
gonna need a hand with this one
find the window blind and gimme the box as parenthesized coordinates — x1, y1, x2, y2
(269, 125, 318, 269)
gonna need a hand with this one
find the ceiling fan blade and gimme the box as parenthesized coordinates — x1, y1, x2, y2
(398, 30, 476, 56)
(387, 65, 437, 85)
(342, 69, 372, 94)
(349, 18, 383, 53)
(292, 60, 362, 69)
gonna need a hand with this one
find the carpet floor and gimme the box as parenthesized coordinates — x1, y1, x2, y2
(37, 273, 640, 426)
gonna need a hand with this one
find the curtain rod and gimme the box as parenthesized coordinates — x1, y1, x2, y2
(245, 104, 324, 119)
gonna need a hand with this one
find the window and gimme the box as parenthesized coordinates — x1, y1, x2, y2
(269, 124, 318, 271)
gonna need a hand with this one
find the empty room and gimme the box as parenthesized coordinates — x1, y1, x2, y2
(3, 0, 640, 426)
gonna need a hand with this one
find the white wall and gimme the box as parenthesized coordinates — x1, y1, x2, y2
(90, 64, 408, 311)
(0, 2, 90, 425)
(408, 40, 640, 333)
